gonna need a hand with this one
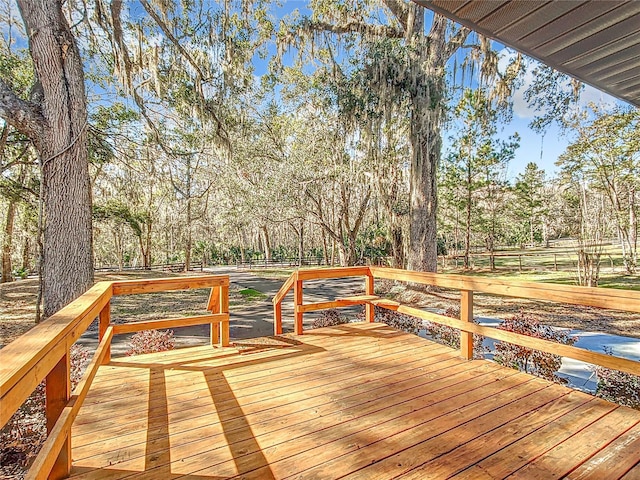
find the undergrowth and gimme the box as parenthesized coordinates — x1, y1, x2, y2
(125, 329, 175, 356)
(0, 346, 90, 479)
(494, 311, 576, 383)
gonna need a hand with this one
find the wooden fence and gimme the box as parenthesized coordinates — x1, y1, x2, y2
(0, 275, 230, 480)
(94, 261, 204, 273)
(273, 266, 640, 376)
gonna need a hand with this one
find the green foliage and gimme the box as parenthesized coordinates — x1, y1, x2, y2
(523, 63, 582, 133)
(93, 200, 148, 238)
(512, 162, 548, 246)
(441, 88, 519, 264)
(0, 49, 34, 98)
(238, 288, 267, 300)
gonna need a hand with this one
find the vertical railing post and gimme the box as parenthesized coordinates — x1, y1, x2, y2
(99, 301, 111, 364)
(365, 272, 375, 323)
(220, 283, 230, 346)
(46, 352, 71, 480)
(294, 278, 303, 335)
(208, 286, 221, 346)
(460, 290, 474, 360)
(274, 301, 283, 335)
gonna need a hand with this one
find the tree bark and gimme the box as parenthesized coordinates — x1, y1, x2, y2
(5, 1, 94, 317)
(407, 111, 442, 273)
(22, 236, 30, 271)
(405, 12, 468, 274)
(2, 197, 16, 282)
(260, 225, 271, 261)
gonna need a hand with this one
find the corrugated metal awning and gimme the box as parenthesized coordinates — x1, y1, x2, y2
(414, 0, 640, 107)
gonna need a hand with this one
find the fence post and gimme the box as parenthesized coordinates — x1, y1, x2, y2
(46, 352, 71, 479)
(208, 286, 221, 346)
(460, 290, 474, 360)
(518, 255, 523, 272)
(274, 301, 283, 335)
(294, 279, 304, 335)
(554, 253, 558, 271)
(365, 272, 375, 323)
(99, 302, 111, 364)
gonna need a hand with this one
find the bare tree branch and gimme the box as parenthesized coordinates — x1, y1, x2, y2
(445, 25, 471, 59)
(382, 0, 409, 31)
(0, 80, 44, 140)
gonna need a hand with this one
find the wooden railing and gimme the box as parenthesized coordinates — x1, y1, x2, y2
(0, 275, 230, 480)
(272, 267, 375, 335)
(272, 266, 640, 377)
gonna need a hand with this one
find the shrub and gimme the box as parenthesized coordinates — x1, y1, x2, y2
(312, 309, 349, 329)
(0, 345, 90, 478)
(424, 307, 487, 359)
(372, 307, 421, 334)
(494, 311, 576, 383)
(126, 329, 175, 356)
(595, 348, 640, 409)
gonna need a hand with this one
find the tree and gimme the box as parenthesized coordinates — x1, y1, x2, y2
(0, 1, 92, 317)
(514, 162, 548, 247)
(558, 107, 639, 274)
(275, 1, 474, 273)
(444, 88, 518, 269)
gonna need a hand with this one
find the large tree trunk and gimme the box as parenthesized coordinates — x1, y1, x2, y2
(406, 13, 463, 274)
(407, 112, 441, 273)
(2, 198, 17, 283)
(15, 1, 93, 317)
(22, 236, 30, 271)
(260, 225, 271, 262)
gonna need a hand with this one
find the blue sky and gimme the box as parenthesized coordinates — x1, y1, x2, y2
(495, 57, 620, 179)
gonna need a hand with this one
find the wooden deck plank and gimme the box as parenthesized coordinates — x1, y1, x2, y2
(262, 381, 561, 480)
(124, 373, 535, 480)
(79, 325, 429, 398)
(508, 408, 640, 479)
(72, 349, 469, 463)
(67, 322, 640, 480)
(72, 340, 451, 439)
(74, 361, 513, 479)
(620, 463, 640, 480)
(566, 423, 640, 479)
(448, 396, 620, 480)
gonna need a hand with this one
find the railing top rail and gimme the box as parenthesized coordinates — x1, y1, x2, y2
(0, 274, 229, 429)
(0, 282, 112, 402)
(272, 271, 297, 305)
(296, 266, 371, 281)
(111, 275, 229, 295)
(369, 267, 640, 314)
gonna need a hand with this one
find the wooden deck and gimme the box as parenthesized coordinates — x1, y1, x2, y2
(69, 322, 640, 480)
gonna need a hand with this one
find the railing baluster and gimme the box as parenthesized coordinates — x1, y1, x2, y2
(460, 290, 474, 360)
(98, 302, 111, 365)
(365, 273, 375, 323)
(45, 352, 71, 480)
(274, 301, 283, 335)
(294, 279, 304, 334)
(208, 286, 221, 346)
(221, 285, 230, 346)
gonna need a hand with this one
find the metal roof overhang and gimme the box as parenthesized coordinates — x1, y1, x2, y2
(413, 0, 640, 108)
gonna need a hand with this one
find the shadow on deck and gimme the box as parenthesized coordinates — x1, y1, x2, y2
(69, 323, 640, 480)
